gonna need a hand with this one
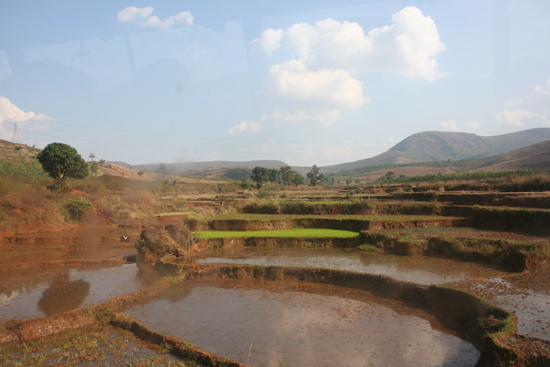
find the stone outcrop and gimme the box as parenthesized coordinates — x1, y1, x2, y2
(135, 224, 196, 263)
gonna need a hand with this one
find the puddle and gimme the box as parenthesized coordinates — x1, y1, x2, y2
(0, 264, 151, 321)
(125, 279, 480, 367)
(196, 248, 508, 285)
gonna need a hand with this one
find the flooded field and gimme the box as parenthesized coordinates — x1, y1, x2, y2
(196, 248, 509, 285)
(452, 269, 550, 342)
(0, 264, 143, 321)
(0, 227, 138, 265)
(125, 279, 480, 367)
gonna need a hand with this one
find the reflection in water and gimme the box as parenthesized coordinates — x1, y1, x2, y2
(0, 264, 144, 321)
(38, 273, 90, 315)
(197, 248, 508, 285)
(126, 279, 480, 367)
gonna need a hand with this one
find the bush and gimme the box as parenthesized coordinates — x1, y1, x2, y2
(0, 158, 50, 185)
(65, 198, 94, 222)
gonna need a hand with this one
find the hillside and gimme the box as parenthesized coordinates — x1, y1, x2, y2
(0, 140, 41, 161)
(346, 139, 550, 181)
(321, 128, 550, 173)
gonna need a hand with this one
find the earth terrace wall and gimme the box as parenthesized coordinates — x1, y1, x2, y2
(361, 232, 548, 272)
(472, 206, 550, 235)
(197, 237, 360, 249)
(186, 217, 465, 232)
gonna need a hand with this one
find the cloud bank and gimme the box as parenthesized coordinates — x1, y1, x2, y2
(495, 77, 550, 128)
(118, 6, 193, 30)
(234, 6, 445, 135)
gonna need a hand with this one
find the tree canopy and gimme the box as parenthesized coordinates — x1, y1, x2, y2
(37, 142, 89, 182)
(307, 165, 324, 186)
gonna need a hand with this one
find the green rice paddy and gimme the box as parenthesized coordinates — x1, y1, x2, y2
(194, 228, 360, 239)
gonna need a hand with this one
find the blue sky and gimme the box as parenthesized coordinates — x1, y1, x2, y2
(0, 0, 549, 166)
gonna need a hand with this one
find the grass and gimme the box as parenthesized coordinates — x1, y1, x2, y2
(194, 228, 360, 239)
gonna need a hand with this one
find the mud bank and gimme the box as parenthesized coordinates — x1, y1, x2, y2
(186, 217, 465, 232)
(239, 201, 443, 216)
(437, 192, 550, 209)
(110, 314, 246, 367)
(361, 232, 548, 272)
(2, 235, 139, 245)
(472, 206, 550, 235)
(198, 236, 359, 249)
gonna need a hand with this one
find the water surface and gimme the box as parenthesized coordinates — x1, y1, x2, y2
(0, 264, 144, 321)
(126, 279, 479, 367)
(197, 248, 508, 285)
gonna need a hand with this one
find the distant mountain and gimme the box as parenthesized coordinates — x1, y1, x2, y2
(471, 140, 550, 172)
(344, 139, 550, 181)
(321, 128, 550, 173)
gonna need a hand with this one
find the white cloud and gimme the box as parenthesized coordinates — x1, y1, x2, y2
(440, 119, 458, 131)
(247, 6, 445, 134)
(261, 6, 445, 80)
(257, 28, 283, 56)
(264, 60, 365, 109)
(0, 97, 52, 141)
(118, 7, 193, 30)
(228, 120, 259, 135)
(495, 76, 550, 128)
(494, 109, 537, 127)
(533, 77, 550, 96)
(466, 121, 481, 129)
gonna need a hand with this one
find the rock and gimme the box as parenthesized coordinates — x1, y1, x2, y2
(135, 225, 196, 263)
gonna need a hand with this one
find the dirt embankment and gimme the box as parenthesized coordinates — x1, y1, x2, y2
(361, 231, 548, 272)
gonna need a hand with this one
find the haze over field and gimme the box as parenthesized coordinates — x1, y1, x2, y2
(0, 1, 549, 166)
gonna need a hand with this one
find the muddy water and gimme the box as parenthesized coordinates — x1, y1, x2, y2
(125, 279, 480, 367)
(0, 227, 138, 265)
(196, 248, 508, 285)
(467, 278, 550, 341)
(0, 264, 149, 321)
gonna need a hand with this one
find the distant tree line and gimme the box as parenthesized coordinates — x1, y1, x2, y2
(250, 166, 309, 187)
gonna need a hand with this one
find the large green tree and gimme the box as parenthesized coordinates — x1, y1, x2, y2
(279, 166, 295, 186)
(37, 143, 89, 185)
(306, 164, 324, 186)
(251, 166, 269, 188)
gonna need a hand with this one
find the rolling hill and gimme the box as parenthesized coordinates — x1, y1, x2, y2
(344, 139, 550, 181)
(320, 128, 550, 174)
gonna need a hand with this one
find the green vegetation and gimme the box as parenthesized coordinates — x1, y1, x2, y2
(194, 228, 360, 239)
(37, 143, 89, 191)
(357, 244, 380, 252)
(0, 158, 49, 185)
(64, 197, 94, 222)
(307, 164, 324, 186)
(221, 167, 252, 181)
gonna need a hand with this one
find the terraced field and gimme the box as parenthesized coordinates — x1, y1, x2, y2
(2, 183, 550, 366)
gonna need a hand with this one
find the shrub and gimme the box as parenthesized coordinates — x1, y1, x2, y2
(65, 198, 94, 222)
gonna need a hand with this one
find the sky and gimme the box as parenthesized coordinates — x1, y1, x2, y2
(0, 0, 549, 167)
